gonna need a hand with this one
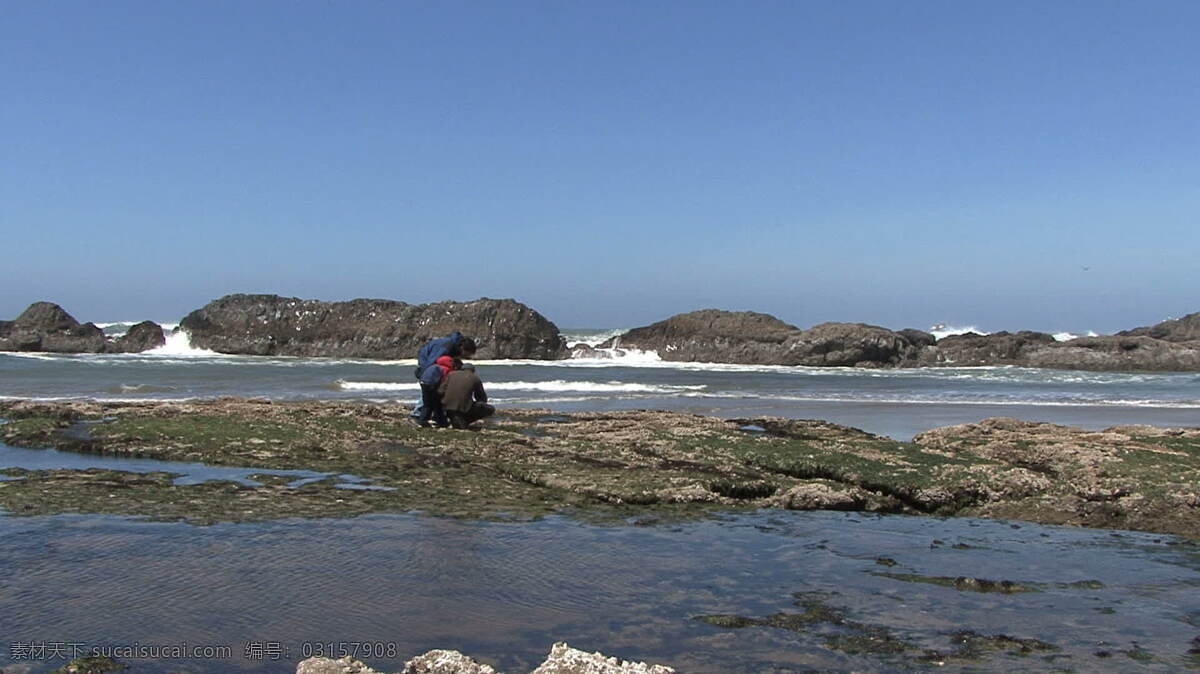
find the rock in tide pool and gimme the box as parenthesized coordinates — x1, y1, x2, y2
(529, 642, 674, 674)
(402, 648, 498, 673)
(298, 656, 385, 674)
(294, 642, 673, 674)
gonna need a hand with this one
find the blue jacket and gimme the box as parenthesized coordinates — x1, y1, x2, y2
(416, 332, 464, 374)
(419, 362, 447, 388)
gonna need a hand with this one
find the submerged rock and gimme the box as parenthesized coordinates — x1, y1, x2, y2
(51, 655, 128, 673)
(180, 294, 567, 359)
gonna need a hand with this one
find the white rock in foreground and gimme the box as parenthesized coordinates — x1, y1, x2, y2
(530, 642, 675, 674)
(297, 656, 385, 674)
(403, 648, 499, 674)
(294, 642, 673, 674)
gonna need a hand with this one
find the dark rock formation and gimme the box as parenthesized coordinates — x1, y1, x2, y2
(180, 294, 567, 359)
(0, 302, 108, 353)
(597, 309, 798, 362)
(0, 303, 166, 354)
(1022, 335, 1200, 372)
(607, 309, 1200, 371)
(915, 331, 1200, 371)
(600, 310, 925, 366)
(1119, 311, 1200, 342)
(897, 328, 937, 348)
(113, 321, 166, 353)
(916, 331, 1058, 366)
(15, 301, 80, 332)
(781, 321, 922, 367)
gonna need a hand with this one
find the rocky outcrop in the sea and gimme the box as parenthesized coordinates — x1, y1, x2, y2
(112, 320, 166, 353)
(915, 330, 1059, 366)
(915, 331, 1200, 371)
(1022, 335, 1200, 371)
(608, 309, 1200, 371)
(599, 309, 927, 367)
(179, 294, 567, 359)
(295, 642, 674, 674)
(1119, 311, 1200, 342)
(0, 302, 162, 354)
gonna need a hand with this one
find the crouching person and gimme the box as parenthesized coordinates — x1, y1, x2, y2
(417, 355, 455, 427)
(439, 361, 494, 429)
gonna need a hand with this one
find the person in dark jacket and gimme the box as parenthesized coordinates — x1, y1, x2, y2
(410, 333, 476, 420)
(416, 355, 456, 427)
(438, 361, 494, 429)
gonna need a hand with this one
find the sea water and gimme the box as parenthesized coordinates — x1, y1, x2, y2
(0, 511, 1197, 672)
(1, 328, 1197, 440)
(3, 331, 1200, 672)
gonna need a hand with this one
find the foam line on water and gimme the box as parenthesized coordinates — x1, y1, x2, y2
(336, 380, 708, 394)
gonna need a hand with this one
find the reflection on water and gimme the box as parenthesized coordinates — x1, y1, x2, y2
(0, 511, 1197, 672)
(0, 443, 385, 489)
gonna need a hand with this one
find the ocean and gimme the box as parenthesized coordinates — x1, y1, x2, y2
(4, 326, 1200, 672)
(2, 325, 1197, 440)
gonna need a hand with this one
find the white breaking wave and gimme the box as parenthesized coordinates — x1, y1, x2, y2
(561, 328, 629, 348)
(1053, 331, 1100, 342)
(565, 347, 663, 365)
(95, 321, 180, 338)
(336, 379, 707, 394)
(930, 324, 988, 340)
(144, 330, 219, 357)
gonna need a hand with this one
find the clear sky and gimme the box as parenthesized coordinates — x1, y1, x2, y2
(3, 1, 1198, 333)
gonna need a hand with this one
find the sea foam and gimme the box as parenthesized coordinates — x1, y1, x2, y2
(929, 324, 988, 340)
(336, 379, 706, 394)
(144, 330, 219, 357)
(561, 328, 629, 348)
(1052, 331, 1100, 342)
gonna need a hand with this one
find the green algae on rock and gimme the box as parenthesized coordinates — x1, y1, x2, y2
(0, 398, 1198, 536)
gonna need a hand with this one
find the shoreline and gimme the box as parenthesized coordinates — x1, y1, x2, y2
(1, 398, 1197, 538)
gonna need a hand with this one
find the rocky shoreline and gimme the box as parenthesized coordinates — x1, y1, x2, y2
(1, 398, 1197, 538)
(4, 296, 1200, 371)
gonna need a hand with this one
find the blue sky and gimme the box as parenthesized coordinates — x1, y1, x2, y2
(3, 1, 1197, 333)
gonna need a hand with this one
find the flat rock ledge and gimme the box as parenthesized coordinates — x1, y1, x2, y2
(2, 399, 1198, 537)
(296, 642, 674, 674)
